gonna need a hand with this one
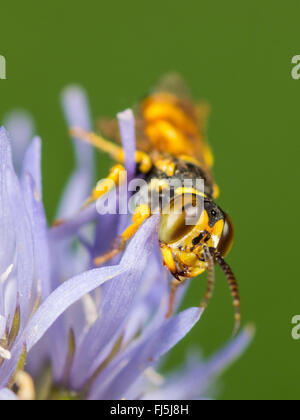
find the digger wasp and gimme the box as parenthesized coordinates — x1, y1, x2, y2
(70, 75, 240, 334)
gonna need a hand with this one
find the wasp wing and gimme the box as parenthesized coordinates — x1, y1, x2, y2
(97, 74, 214, 172)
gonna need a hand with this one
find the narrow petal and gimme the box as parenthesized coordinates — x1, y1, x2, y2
(92, 213, 120, 258)
(70, 215, 159, 389)
(0, 265, 13, 337)
(61, 85, 93, 168)
(58, 86, 94, 218)
(50, 203, 98, 240)
(56, 168, 93, 219)
(23, 173, 51, 299)
(90, 307, 202, 400)
(0, 343, 24, 389)
(0, 128, 15, 275)
(117, 109, 136, 181)
(21, 136, 42, 197)
(24, 265, 127, 352)
(0, 314, 5, 339)
(5, 167, 34, 323)
(4, 111, 34, 173)
(121, 250, 169, 348)
(142, 327, 254, 400)
(201, 327, 253, 373)
(0, 128, 35, 322)
(24, 215, 157, 380)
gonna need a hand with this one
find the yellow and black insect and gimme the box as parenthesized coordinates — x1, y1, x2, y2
(71, 75, 240, 334)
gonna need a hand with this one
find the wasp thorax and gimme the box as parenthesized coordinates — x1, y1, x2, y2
(159, 193, 204, 244)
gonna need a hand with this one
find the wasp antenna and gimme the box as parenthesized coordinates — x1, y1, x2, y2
(200, 246, 215, 309)
(214, 252, 241, 336)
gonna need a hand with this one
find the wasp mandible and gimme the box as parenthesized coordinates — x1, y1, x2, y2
(71, 75, 240, 334)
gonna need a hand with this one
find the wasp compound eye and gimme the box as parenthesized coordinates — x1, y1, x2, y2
(159, 194, 203, 243)
(217, 213, 234, 257)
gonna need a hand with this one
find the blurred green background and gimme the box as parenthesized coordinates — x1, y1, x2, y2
(0, 0, 299, 400)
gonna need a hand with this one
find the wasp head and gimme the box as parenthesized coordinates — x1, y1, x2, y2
(159, 193, 234, 280)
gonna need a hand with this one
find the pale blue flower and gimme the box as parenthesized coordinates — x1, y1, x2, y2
(0, 87, 253, 400)
(0, 125, 159, 398)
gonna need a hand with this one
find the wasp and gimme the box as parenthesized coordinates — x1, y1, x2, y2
(71, 75, 240, 334)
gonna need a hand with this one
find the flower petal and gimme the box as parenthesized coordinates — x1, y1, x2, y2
(4, 111, 34, 173)
(142, 327, 254, 400)
(70, 215, 160, 389)
(29, 217, 158, 383)
(21, 136, 42, 197)
(89, 307, 202, 400)
(58, 86, 94, 218)
(56, 168, 94, 219)
(24, 264, 127, 352)
(0, 128, 15, 276)
(23, 173, 51, 299)
(0, 343, 24, 389)
(117, 109, 136, 181)
(5, 166, 35, 323)
(50, 204, 98, 240)
(61, 85, 93, 168)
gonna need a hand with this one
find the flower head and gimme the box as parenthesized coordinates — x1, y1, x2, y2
(0, 87, 253, 400)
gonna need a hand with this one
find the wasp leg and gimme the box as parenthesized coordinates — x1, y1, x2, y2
(52, 164, 126, 227)
(94, 204, 151, 266)
(70, 128, 152, 174)
(159, 244, 185, 318)
(81, 164, 126, 209)
(166, 280, 180, 318)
